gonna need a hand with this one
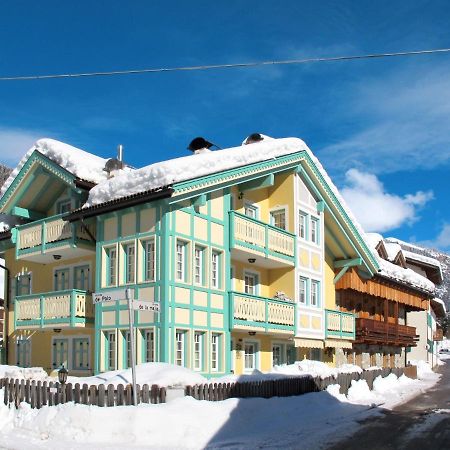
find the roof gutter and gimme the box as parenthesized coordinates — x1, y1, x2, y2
(65, 186, 174, 222)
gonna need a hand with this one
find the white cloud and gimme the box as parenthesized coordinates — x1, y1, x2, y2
(421, 223, 450, 251)
(341, 168, 433, 233)
(320, 63, 450, 174)
(0, 127, 48, 167)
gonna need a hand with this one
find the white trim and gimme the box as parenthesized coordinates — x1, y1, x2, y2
(243, 339, 260, 372)
(269, 205, 288, 231)
(243, 269, 260, 296)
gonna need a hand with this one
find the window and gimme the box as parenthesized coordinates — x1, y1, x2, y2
(125, 243, 136, 284)
(107, 247, 117, 286)
(144, 240, 156, 281)
(142, 329, 154, 362)
(244, 272, 258, 296)
(193, 332, 204, 371)
(57, 199, 72, 214)
(211, 334, 220, 371)
(211, 251, 221, 288)
(123, 331, 132, 368)
(52, 338, 69, 369)
(54, 269, 69, 291)
(270, 209, 286, 230)
(106, 331, 117, 370)
(73, 338, 90, 370)
(298, 212, 307, 239)
(311, 217, 319, 244)
(74, 265, 89, 290)
(310, 348, 321, 361)
(311, 280, 320, 307)
(175, 330, 186, 366)
(272, 344, 284, 367)
(244, 202, 258, 219)
(244, 342, 257, 371)
(17, 339, 31, 367)
(299, 277, 307, 304)
(176, 241, 187, 282)
(16, 273, 31, 296)
(194, 246, 204, 285)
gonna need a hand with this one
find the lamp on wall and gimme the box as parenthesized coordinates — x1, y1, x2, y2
(248, 331, 256, 336)
(53, 328, 62, 333)
(53, 255, 62, 260)
(248, 258, 256, 264)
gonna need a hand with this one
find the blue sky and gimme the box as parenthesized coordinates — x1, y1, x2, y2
(1, 1, 450, 250)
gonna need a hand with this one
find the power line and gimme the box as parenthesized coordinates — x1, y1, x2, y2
(1, 47, 450, 81)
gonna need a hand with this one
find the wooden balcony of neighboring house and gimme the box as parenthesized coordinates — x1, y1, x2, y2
(355, 317, 418, 347)
(325, 309, 356, 341)
(15, 214, 95, 263)
(433, 328, 444, 341)
(230, 291, 296, 335)
(14, 289, 94, 329)
(229, 211, 296, 268)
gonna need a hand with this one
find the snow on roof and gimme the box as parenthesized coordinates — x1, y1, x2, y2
(0, 138, 109, 198)
(0, 222, 9, 232)
(384, 242, 402, 262)
(365, 233, 435, 293)
(431, 297, 447, 314)
(402, 249, 442, 269)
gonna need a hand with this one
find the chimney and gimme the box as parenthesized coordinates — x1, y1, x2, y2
(117, 144, 123, 162)
(243, 133, 264, 145)
(188, 137, 218, 154)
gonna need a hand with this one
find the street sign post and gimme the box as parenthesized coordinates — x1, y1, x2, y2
(126, 288, 138, 406)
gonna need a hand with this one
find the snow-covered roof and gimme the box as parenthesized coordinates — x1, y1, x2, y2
(384, 242, 402, 262)
(402, 249, 442, 270)
(0, 138, 109, 198)
(365, 233, 435, 293)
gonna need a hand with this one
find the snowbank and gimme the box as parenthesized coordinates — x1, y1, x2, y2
(69, 362, 207, 387)
(408, 360, 435, 379)
(0, 365, 50, 381)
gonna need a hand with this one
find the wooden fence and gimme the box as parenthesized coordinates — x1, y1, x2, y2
(1, 365, 417, 408)
(185, 366, 417, 401)
(0, 378, 166, 409)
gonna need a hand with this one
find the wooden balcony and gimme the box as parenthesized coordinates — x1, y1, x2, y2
(230, 291, 295, 334)
(325, 309, 355, 340)
(433, 328, 444, 341)
(15, 290, 94, 329)
(355, 318, 418, 347)
(16, 214, 95, 262)
(229, 211, 296, 268)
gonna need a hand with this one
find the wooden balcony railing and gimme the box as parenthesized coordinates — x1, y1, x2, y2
(355, 318, 418, 347)
(15, 290, 94, 329)
(17, 214, 95, 256)
(433, 329, 444, 341)
(230, 291, 295, 333)
(229, 211, 296, 264)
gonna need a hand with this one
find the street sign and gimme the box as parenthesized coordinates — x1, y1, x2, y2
(93, 290, 127, 304)
(132, 300, 160, 312)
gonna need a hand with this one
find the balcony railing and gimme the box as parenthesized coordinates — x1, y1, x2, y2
(433, 329, 444, 341)
(230, 291, 295, 333)
(325, 309, 355, 340)
(355, 318, 418, 347)
(16, 214, 95, 256)
(15, 289, 94, 329)
(229, 211, 296, 264)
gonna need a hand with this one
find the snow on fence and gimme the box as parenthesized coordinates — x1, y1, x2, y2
(185, 366, 418, 401)
(0, 365, 417, 408)
(0, 378, 166, 409)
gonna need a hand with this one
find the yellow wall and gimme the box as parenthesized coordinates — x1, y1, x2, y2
(324, 253, 336, 310)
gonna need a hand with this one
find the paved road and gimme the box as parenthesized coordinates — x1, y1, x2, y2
(328, 360, 450, 450)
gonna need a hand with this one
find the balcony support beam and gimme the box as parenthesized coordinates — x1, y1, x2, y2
(238, 174, 274, 193)
(334, 257, 362, 269)
(12, 206, 45, 221)
(192, 193, 207, 207)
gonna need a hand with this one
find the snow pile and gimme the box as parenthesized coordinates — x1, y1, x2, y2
(0, 138, 109, 198)
(0, 365, 50, 381)
(69, 362, 207, 387)
(384, 242, 402, 262)
(0, 222, 9, 232)
(346, 379, 382, 405)
(409, 360, 435, 379)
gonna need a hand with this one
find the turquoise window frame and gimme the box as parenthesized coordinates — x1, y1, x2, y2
(106, 246, 117, 287)
(16, 339, 31, 367)
(194, 245, 206, 286)
(16, 273, 32, 296)
(193, 331, 205, 372)
(299, 276, 308, 305)
(124, 242, 136, 284)
(244, 201, 259, 220)
(52, 338, 69, 370)
(72, 338, 90, 370)
(141, 328, 155, 363)
(105, 330, 117, 371)
(244, 270, 259, 296)
(272, 343, 285, 366)
(175, 329, 187, 367)
(122, 330, 132, 368)
(74, 265, 90, 291)
(310, 280, 320, 307)
(211, 333, 222, 372)
(211, 250, 222, 289)
(298, 210, 308, 240)
(175, 240, 188, 282)
(244, 340, 259, 372)
(270, 208, 287, 230)
(56, 198, 72, 215)
(311, 217, 320, 245)
(143, 239, 156, 282)
(54, 268, 70, 291)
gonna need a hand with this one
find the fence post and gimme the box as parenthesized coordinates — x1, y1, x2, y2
(107, 384, 115, 406)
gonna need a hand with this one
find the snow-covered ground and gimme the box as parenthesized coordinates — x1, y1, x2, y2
(0, 360, 442, 450)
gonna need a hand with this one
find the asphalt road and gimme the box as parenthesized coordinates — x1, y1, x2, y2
(327, 359, 450, 450)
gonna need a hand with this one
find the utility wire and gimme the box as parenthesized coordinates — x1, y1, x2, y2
(1, 47, 450, 81)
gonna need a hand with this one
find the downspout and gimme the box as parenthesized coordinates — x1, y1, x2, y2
(0, 261, 10, 364)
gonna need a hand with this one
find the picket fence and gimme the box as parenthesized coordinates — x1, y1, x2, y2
(0, 378, 166, 409)
(1, 365, 417, 409)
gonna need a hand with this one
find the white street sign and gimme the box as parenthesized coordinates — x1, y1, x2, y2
(132, 300, 160, 312)
(93, 290, 127, 304)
